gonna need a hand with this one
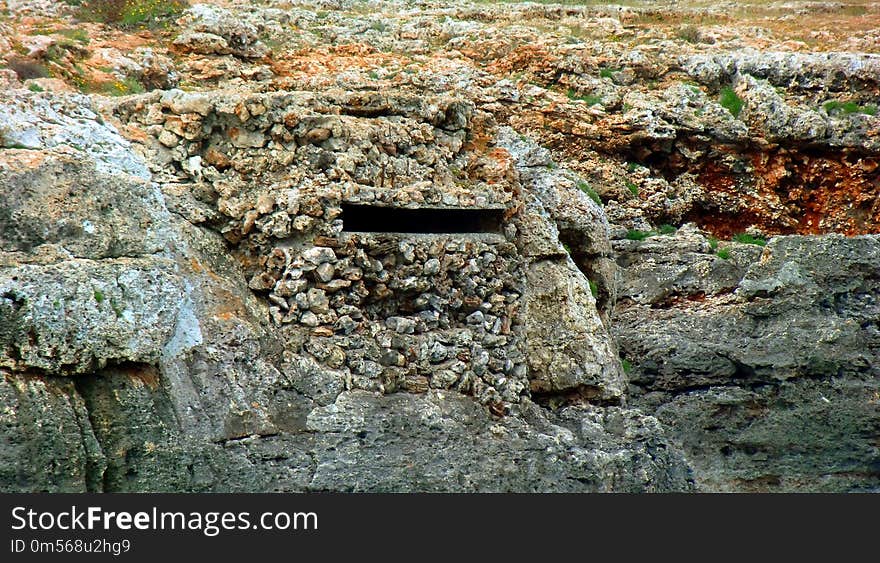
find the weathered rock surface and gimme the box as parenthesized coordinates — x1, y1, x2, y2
(2, 0, 879, 493)
(7, 334, 693, 492)
(614, 232, 880, 491)
(0, 374, 104, 492)
(0, 152, 169, 260)
(0, 259, 188, 374)
(0, 76, 691, 492)
(0, 92, 150, 178)
(172, 4, 269, 59)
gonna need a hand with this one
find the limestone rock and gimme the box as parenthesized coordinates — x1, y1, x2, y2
(0, 373, 105, 492)
(302, 390, 693, 492)
(3, 0, 879, 495)
(735, 74, 827, 142)
(0, 259, 189, 374)
(524, 259, 625, 399)
(615, 233, 880, 491)
(174, 4, 269, 59)
(0, 151, 170, 260)
(0, 91, 150, 179)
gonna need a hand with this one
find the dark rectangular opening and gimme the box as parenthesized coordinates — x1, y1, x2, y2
(341, 204, 504, 234)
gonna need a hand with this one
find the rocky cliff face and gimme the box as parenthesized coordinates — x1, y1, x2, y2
(615, 230, 880, 491)
(1, 0, 878, 492)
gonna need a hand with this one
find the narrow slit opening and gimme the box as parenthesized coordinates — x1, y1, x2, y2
(341, 204, 505, 234)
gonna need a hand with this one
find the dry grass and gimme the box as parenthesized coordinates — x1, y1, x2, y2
(79, 0, 188, 27)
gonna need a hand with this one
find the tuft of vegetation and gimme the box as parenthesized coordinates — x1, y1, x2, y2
(57, 28, 90, 44)
(731, 233, 767, 246)
(599, 67, 620, 80)
(625, 181, 639, 197)
(7, 58, 50, 80)
(708, 236, 719, 251)
(577, 180, 602, 206)
(621, 359, 633, 374)
(45, 44, 71, 65)
(626, 224, 678, 241)
(79, 0, 188, 27)
(625, 229, 652, 241)
(676, 24, 701, 44)
(96, 76, 146, 96)
(93, 290, 105, 303)
(716, 248, 731, 260)
(27, 83, 45, 92)
(566, 88, 603, 106)
(719, 86, 744, 117)
(823, 100, 878, 116)
(588, 279, 598, 299)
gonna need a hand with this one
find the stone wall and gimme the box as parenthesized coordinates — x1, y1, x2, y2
(111, 88, 626, 409)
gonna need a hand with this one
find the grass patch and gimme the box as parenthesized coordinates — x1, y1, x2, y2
(93, 290, 105, 303)
(621, 359, 633, 375)
(676, 24, 701, 43)
(599, 67, 619, 80)
(57, 28, 90, 44)
(28, 25, 55, 36)
(27, 83, 45, 92)
(719, 86, 744, 118)
(7, 58, 50, 80)
(99, 76, 145, 96)
(625, 181, 639, 197)
(566, 88, 602, 106)
(625, 229, 652, 241)
(577, 181, 602, 206)
(716, 248, 731, 260)
(588, 279, 598, 299)
(79, 0, 188, 27)
(626, 225, 677, 241)
(823, 100, 878, 116)
(731, 233, 767, 246)
(708, 236, 719, 250)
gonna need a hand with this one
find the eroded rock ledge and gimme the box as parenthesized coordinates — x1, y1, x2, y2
(0, 81, 688, 492)
(2, 0, 879, 492)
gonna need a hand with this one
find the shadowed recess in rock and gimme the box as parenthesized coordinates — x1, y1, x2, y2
(341, 204, 505, 234)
